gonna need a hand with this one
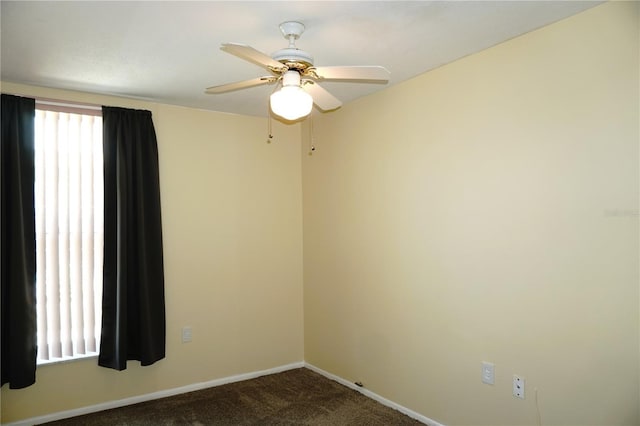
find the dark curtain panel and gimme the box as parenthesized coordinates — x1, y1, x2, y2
(1, 94, 37, 388)
(99, 106, 166, 371)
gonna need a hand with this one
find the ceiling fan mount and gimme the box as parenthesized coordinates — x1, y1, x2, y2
(279, 21, 305, 41)
(205, 20, 390, 120)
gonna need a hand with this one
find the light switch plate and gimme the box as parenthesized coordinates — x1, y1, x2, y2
(482, 361, 495, 385)
(182, 326, 192, 343)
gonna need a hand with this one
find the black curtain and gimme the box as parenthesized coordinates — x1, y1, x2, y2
(99, 106, 166, 371)
(1, 94, 37, 388)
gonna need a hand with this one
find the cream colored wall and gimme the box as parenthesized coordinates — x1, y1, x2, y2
(0, 83, 304, 423)
(303, 2, 639, 425)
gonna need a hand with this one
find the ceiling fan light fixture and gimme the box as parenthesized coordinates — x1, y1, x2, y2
(270, 71, 313, 120)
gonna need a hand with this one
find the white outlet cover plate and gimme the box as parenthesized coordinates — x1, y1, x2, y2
(513, 375, 525, 399)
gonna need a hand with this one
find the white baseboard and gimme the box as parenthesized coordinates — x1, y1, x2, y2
(6, 361, 444, 426)
(4, 361, 305, 426)
(304, 362, 445, 426)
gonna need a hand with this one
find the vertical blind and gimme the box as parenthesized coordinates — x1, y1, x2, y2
(34, 108, 104, 362)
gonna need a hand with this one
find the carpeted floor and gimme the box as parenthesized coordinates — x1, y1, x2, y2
(41, 368, 424, 425)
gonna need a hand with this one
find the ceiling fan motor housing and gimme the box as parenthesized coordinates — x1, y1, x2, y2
(272, 48, 314, 70)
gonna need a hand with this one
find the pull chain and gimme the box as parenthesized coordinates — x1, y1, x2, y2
(266, 80, 282, 144)
(266, 110, 273, 144)
(308, 113, 316, 155)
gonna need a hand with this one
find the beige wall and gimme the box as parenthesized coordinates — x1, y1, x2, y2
(303, 2, 639, 425)
(0, 83, 304, 422)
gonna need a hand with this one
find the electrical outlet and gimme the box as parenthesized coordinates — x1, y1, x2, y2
(481, 362, 495, 385)
(182, 326, 192, 343)
(513, 375, 525, 399)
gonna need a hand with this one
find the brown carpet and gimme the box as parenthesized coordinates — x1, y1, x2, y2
(41, 367, 424, 425)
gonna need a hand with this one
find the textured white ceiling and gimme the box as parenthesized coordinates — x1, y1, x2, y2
(1, 1, 601, 117)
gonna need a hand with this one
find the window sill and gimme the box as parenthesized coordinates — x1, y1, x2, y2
(37, 352, 98, 367)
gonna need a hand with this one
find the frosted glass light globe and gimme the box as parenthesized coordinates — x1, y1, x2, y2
(270, 86, 313, 121)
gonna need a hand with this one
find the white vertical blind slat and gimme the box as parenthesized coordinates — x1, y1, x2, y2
(68, 113, 84, 354)
(35, 111, 49, 361)
(80, 115, 95, 353)
(44, 111, 62, 359)
(92, 117, 104, 352)
(57, 112, 72, 357)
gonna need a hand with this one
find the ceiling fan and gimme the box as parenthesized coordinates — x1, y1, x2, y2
(205, 21, 390, 121)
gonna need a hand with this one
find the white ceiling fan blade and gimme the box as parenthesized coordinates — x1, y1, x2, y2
(313, 66, 390, 83)
(221, 43, 287, 73)
(302, 81, 342, 111)
(205, 76, 277, 94)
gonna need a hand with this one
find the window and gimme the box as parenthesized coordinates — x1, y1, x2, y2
(34, 103, 103, 364)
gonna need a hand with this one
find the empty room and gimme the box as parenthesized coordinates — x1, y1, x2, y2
(1, 1, 638, 425)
